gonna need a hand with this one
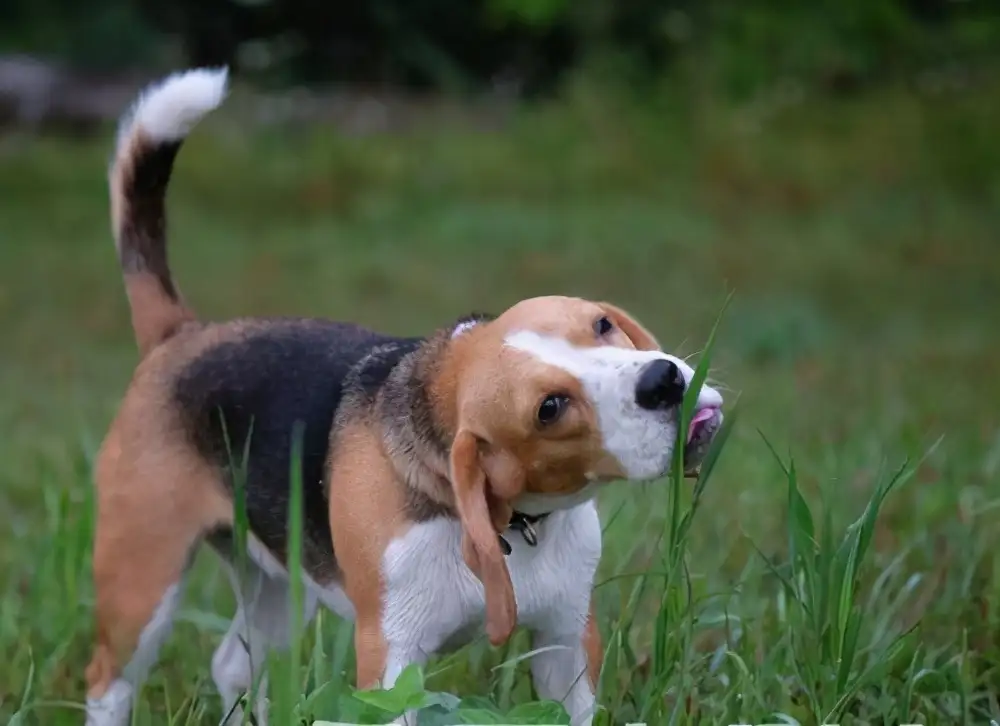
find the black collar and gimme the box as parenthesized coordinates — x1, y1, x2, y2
(498, 511, 550, 555)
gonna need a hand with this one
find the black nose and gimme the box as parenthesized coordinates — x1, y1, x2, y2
(635, 359, 686, 411)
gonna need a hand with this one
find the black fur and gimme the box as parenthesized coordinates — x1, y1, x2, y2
(173, 317, 421, 581)
(118, 140, 182, 299)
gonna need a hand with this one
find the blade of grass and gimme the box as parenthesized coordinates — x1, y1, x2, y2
(286, 420, 308, 721)
(670, 291, 734, 557)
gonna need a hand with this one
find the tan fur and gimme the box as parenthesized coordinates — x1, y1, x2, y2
(95, 69, 689, 718)
(85, 379, 233, 698)
(401, 296, 667, 639)
(111, 129, 196, 359)
(482, 297, 658, 352)
(583, 601, 603, 688)
(84, 317, 326, 698)
(90, 279, 664, 695)
(450, 430, 518, 645)
(439, 297, 664, 496)
(597, 301, 661, 351)
(327, 420, 413, 687)
(121, 275, 197, 358)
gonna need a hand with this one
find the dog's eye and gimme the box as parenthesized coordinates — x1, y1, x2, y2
(537, 394, 569, 426)
(594, 316, 614, 337)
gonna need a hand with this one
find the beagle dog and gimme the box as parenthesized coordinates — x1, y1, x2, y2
(83, 68, 725, 726)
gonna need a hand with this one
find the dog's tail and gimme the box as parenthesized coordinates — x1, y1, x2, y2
(109, 67, 228, 359)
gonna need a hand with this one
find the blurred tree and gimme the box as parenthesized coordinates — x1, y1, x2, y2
(0, 0, 160, 71)
(0, 0, 996, 94)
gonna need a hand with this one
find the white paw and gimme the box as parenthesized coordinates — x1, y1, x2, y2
(85, 680, 133, 726)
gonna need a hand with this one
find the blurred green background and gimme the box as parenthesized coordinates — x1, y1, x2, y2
(1, 1, 999, 724)
(2, 0, 999, 95)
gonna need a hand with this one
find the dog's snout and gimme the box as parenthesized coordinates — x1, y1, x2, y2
(635, 359, 686, 411)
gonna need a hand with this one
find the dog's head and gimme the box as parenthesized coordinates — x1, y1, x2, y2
(441, 295, 724, 644)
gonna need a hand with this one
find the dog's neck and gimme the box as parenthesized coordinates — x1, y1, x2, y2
(379, 315, 560, 551)
(378, 314, 492, 519)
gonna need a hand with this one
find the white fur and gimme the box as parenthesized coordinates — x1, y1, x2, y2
(118, 67, 228, 147)
(85, 308, 720, 726)
(125, 582, 182, 682)
(504, 330, 723, 482)
(85, 534, 352, 726)
(85, 680, 133, 726)
(209, 534, 354, 725)
(85, 506, 603, 726)
(380, 502, 603, 726)
(212, 546, 323, 726)
(90, 511, 601, 726)
(451, 319, 480, 338)
(245, 534, 355, 619)
(86, 583, 182, 726)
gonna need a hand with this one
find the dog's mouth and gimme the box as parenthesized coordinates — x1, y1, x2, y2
(682, 406, 723, 477)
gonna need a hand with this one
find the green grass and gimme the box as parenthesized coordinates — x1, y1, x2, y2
(2, 74, 999, 724)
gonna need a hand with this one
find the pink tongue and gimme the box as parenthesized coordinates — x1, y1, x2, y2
(687, 407, 717, 443)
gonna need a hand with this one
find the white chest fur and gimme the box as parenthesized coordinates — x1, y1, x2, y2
(380, 501, 603, 657)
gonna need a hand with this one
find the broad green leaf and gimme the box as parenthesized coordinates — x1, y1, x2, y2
(392, 662, 427, 701)
(506, 699, 571, 723)
(455, 707, 509, 723)
(351, 686, 410, 715)
(414, 689, 463, 712)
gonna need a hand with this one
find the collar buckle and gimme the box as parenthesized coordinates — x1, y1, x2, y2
(498, 511, 548, 555)
(514, 517, 539, 546)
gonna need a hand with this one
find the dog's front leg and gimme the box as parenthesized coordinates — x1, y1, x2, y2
(529, 635, 596, 726)
(355, 521, 470, 726)
(529, 598, 601, 726)
(384, 646, 429, 726)
(355, 613, 429, 725)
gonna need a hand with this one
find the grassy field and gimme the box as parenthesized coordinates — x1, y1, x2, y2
(1, 74, 999, 724)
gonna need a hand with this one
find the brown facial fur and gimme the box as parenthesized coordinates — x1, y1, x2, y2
(391, 295, 667, 643)
(373, 298, 665, 518)
(597, 300, 661, 351)
(439, 296, 665, 499)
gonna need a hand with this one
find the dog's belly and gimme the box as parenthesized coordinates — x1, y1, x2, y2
(208, 528, 357, 621)
(379, 502, 603, 654)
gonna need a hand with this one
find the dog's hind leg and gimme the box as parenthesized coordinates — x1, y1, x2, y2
(85, 426, 231, 726)
(210, 536, 319, 726)
(85, 500, 199, 726)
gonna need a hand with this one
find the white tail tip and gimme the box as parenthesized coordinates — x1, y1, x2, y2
(120, 67, 229, 144)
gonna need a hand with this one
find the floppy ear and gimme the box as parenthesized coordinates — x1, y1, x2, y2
(449, 429, 517, 646)
(599, 301, 661, 351)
